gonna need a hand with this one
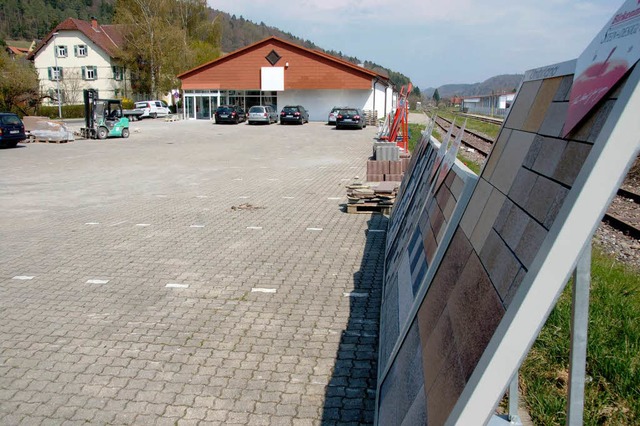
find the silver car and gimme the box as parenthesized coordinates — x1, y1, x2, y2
(247, 105, 278, 124)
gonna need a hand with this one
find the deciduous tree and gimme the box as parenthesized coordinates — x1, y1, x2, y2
(0, 49, 39, 114)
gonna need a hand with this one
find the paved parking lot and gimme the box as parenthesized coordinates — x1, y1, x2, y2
(0, 119, 386, 425)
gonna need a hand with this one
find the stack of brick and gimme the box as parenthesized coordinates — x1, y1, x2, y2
(367, 153, 411, 182)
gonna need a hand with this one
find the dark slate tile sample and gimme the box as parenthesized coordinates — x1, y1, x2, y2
(425, 335, 466, 426)
(378, 321, 426, 426)
(379, 272, 400, 371)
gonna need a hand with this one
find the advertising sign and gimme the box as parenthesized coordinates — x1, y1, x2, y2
(563, 0, 640, 136)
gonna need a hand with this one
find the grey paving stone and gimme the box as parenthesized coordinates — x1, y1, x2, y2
(0, 122, 384, 425)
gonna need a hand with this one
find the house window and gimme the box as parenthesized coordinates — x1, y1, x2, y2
(55, 45, 67, 57)
(75, 44, 87, 57)
(112, 66, 124, 81)
(82, 66, 97, 80)
(48, 66, 63, 81)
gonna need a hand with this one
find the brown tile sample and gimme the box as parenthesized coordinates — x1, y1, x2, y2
(421, 224, 438, 265)
(460, 178, 493, 239)
(448, 251, 506, 379)
(426, 345, 465, 426)
(570, 99, 615, 144)
(524, 176, 569, 227)
(480, 229, 522, 302)
(450, 175, 465, 201)
(442, 189, 457, 221)
(539, 101, 569, 138)
(445, 169, 456, 188)
(417, 229, 473, 344)
(515, 219, 547, 268)
(495, 202, 530, 251)
(530, 136, 568, 178)
(482, 128, 512, 180)
(489, 130, 536, 194)
(470, 188, 506, 253)
(553, 74, 574, 102)
(420, 308, 455, 392)
(505, 79, 544, 130)
(508, 167, 537, 209)
(553, 141, 592, 187)
(523, 77, 563, 133)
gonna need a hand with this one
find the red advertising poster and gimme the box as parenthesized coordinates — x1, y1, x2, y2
(563, 0, 640, 137)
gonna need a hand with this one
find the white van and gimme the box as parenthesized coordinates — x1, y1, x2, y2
(134, 100, 171, 119)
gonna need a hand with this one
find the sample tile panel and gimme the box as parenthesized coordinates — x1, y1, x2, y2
(377, 63, 639, 425)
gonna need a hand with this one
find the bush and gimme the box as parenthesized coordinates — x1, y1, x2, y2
(38, 104, 85, 119)
(121, 97, 134, 109)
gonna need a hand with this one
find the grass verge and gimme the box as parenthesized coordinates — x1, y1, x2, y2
(434, 108, 501, 140)
(521, 246, 640, 425)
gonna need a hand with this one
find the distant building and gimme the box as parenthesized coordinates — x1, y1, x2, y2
(5, 45, 31, 59)
(177, 36, 395, 121)
(461, 92, 515, 117)
(28, 17, 130, 105)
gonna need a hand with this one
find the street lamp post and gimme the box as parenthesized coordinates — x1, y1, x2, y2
(52, 32, 62, 119)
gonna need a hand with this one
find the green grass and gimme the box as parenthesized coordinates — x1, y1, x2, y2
(521, 247, 640, 425)
(408, 122, 482, 175)
(434, 108, 501, 140)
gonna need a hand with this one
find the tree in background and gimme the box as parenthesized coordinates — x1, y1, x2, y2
(0, 48, 39, 114)
(114, 0, 221, 98)
(432, 88, 441, 106)
(409, 86, 423, 110)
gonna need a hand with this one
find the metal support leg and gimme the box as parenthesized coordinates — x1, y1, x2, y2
(508, 374, 522, 425)
(566, 242, 592, 425)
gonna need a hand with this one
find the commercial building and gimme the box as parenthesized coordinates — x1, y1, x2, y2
(177, 36, 394, 121)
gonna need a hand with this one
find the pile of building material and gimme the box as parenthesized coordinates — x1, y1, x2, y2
(23, 116, 75, 143)
(366, 142, 411, 182)
(345, 180, 400, 214)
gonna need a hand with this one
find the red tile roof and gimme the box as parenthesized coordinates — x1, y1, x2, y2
(6, 46, 30, 56)
(177, 36, 389, 82)
(27, 17, 125, 60)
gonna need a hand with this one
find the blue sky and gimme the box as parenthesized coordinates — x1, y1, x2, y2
(209, 0, 621, 89)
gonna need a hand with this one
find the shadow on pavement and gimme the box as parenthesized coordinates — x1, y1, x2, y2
(321, 214, 388, 425)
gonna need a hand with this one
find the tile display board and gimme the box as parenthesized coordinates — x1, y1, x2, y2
(376, 60, 640, 425)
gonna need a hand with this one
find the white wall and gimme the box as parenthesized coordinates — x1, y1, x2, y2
(363, 80, 392, 119)
(277, 89, 372, 122)
(34, 30, 127, 104)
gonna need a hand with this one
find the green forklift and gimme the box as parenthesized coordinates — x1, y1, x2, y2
(80, 89, 130, 139)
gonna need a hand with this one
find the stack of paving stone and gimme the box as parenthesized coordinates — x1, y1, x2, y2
(346, 179, 399, 210)
(366, 143, 411, 182)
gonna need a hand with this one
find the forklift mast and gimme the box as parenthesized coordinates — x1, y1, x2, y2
(83, 89, 99, 129)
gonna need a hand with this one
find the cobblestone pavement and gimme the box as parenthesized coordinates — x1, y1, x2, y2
(0, 120, 386, 425)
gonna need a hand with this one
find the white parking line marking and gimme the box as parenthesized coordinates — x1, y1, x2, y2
(251, 288, 276, 293)
(85, 222, 100, 225)
(190, 225, 205, 228)
(136, 224, 151, 227)
(343, 292, 368, 298)
(306, 228, 323, 231)
(12, 276, 34, 280)
(87, 279, 109, 284)
(283, 196, 295, 199)
(327, 197, 342, 200)
(246, 226, 263, 230)
(166, 283, 189, 288)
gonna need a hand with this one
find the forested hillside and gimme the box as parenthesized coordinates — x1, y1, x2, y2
(0, 1, 410, 88)
(0, 0, 114, 39)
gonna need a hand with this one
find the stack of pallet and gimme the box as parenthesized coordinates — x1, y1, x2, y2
(363, 110, 378, 126)
(22, 116, 75, 143)
(346, 180, 399, 214)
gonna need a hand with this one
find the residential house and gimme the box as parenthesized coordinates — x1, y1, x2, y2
(28, 17, 129, 105)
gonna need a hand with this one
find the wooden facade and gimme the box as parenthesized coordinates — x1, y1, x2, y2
(178, 37, 379, 91)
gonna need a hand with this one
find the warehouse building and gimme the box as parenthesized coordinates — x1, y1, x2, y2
(177, 36, 394, 121)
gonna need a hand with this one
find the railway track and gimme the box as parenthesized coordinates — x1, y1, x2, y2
(432, 115, 640, 240)
(434, 116, 493, 157)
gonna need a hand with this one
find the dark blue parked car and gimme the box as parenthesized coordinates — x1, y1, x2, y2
(0, 113, 26, 148)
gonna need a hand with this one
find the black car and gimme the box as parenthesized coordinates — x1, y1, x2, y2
(214, 105, 246, 124)
(280, 105, 309, 125)
(0, 113, 27, 148)
(335, 108, 366, 130)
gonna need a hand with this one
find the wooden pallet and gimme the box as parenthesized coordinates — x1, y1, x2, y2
(34, 138, 71, 143)
(346, 202, 392, 215)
